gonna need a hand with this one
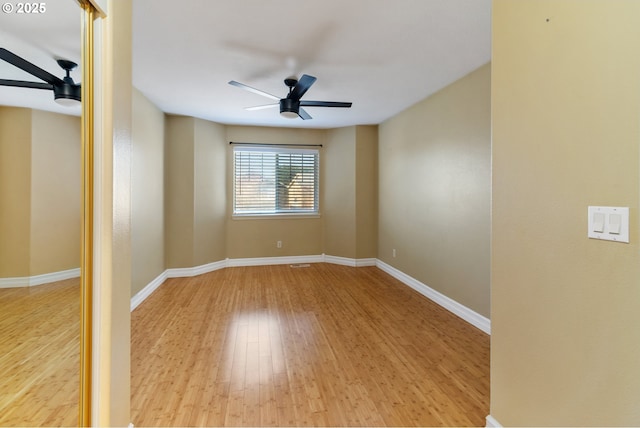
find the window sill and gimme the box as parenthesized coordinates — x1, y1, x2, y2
(232, 213, 321, 221)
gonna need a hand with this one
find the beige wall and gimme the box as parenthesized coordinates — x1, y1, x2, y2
(378, 63, 491, 317)
(491, 1, 640, 425)
(30, 110, 80, 276)
(225, 125, 325, 258)
(152, 121, 377, 264)
(323, 125, 378, 259)
(165, 115, 226, 267)
(0, 108, 80, 279)
(165, 115, 196, 267)
(0, 107, 31, 277)
(193, 118, 227, 265)
(131, 88, 165, 295)
(324, 126, 356, 258)
(355, 126, 378, 259)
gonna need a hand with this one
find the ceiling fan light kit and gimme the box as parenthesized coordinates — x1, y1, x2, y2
(279, 98, 300, 119)
(229, 74, 352, 120)
(53, 59, 81, 105)
(0, 48, 81, 105)
(53, 89, 81, 106)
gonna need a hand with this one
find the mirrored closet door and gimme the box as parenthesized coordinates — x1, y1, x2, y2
(0, 1, 85, 425)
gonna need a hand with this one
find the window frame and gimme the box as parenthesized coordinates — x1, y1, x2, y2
(232, 145, 320, 218)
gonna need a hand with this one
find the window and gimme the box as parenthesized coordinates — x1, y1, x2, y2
(233, 146, 319, 216)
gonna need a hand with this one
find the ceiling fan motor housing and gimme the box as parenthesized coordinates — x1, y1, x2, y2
(53, 80, 81, 103)
(54, 59, 81, 103)
(280, 98, 299, 118)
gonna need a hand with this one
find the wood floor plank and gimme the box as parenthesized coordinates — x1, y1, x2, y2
(131, 263, 490, 426)
(0, 278, 80, 427)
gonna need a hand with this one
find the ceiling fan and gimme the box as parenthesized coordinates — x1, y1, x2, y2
(229, 74, 351, 120)
(0, 47, 81, 106)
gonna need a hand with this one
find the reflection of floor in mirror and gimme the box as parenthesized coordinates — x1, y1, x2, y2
(0, 278, 79, 427)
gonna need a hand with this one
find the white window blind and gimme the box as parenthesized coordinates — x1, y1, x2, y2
(233, 146, 319, 215)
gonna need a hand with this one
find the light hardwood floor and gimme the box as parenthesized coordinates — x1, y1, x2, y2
(0, 278, 79, 427)
(131, 263, 490, 427)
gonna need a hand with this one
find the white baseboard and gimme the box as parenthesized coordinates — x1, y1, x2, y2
(323, 254, 377, 267)
(355, 258, 377, 267)
(166, 259, 228, 278)
(130, 271, 167, 312)
(227, 255, 324, 267)
(485, 415, 503, 427)
(0, 276, 29, 288)
(0, 267, 81, 289)
(131, 260, 228, 311)
(376, 260, 491, 335)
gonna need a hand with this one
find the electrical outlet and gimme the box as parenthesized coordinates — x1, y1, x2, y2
(392, 248, 396, 258)
(277, 240, 282, 248)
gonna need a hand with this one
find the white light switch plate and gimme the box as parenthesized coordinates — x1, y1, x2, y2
(588, 206, 629, 243)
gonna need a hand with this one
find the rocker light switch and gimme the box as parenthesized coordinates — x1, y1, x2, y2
(609, 213, 622, 234)
(588, 206, 629, 243)
(592, 212, 605, 233)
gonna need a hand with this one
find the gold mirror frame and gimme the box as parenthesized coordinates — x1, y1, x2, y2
(79, 1, 97, 425)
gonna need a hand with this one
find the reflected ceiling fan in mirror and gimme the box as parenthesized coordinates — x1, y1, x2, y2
(0, 47, 81, 105)
(229, 74, 351, 120)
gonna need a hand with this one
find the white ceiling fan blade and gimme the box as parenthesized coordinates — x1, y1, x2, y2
(245, 103, 279, 111)
(228, 80, 280, 101)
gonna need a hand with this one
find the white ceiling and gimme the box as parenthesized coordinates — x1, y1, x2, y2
(0, 0, 491, 129)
